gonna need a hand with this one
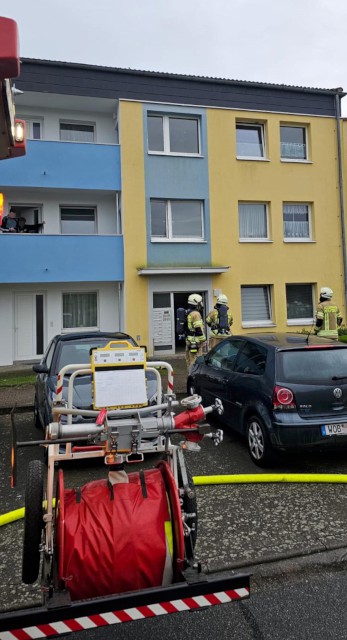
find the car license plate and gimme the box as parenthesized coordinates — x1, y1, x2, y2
(321, 423, 347, 437)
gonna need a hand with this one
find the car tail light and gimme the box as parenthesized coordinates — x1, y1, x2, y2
(272, 385, 296, 411)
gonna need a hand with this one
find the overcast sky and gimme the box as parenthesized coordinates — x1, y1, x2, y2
(3, 0, 347, 112)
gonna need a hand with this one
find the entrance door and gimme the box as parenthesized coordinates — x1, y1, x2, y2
(14, 293, 44, 361)
(152, 291, 207, 356)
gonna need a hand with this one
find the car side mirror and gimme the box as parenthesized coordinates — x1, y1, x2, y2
(32, 363, 49, 374)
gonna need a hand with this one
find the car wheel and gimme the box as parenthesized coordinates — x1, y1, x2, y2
(177, 458, 198, 557)
(22, 459, 44, 584)
(246, 414, 275, 467)
(34, 396, 42, 430)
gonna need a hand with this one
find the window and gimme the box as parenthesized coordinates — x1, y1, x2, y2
(60, 207, 96, 235)
(280, 125, 307, 160)
(147, 114, 200, 154)
(236, 123, 265, 158)
(286, 284, 314, 324)
(234, 342, 267, 375)
(283, 203, 311, 240)
(18, 118, 43, 140)
(208, 339, 244, 369)
(150, 199, 204, 241)
(241, 286, 272, 326)
(62, 293, 98, 329)
(239, 203, 269, 240)
(60, 121, 95, 143)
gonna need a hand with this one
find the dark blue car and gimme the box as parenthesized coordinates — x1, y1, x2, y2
(187, 333, 347, 466)
(33, 331, 157, 430)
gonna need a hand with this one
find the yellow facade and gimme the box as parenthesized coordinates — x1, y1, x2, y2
(120, 99, 346, 351)
(207, 109, 345, 332)
(119, 100, 149, 346)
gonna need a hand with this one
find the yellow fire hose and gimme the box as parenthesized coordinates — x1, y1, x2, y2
(1, 476, 347, 527)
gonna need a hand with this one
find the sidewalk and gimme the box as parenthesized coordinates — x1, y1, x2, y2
(0, 356, 188, 414)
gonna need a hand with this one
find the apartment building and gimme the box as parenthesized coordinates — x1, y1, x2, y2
(0, 59, 345, 364)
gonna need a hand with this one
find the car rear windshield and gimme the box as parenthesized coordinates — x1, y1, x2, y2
(278, 347, 347, 383)
(55, 339, 135, 373)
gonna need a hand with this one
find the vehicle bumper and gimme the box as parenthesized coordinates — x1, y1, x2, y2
(270, 415, 347, 450)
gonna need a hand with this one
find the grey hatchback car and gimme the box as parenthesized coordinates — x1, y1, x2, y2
(187, 333, 347, 466)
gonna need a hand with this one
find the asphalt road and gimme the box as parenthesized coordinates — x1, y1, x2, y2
(2, 410, 347, 638)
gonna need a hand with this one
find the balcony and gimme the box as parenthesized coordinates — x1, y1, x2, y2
(0, 140, 121, 191)
(0, 234, 124, 283)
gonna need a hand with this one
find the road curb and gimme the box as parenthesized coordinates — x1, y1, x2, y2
(0, 404, 33, 416)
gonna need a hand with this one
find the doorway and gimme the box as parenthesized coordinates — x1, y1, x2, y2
(14, 293, 44, 361)
(152, 291, 206, 356)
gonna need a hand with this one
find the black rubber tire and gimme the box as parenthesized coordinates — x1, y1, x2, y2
(22, 459, 44, 584)
(246, 414, 276, 468)
(177, 458, 198, 550)
(186, 377, 197, 397)
(34, 396, 43, 430)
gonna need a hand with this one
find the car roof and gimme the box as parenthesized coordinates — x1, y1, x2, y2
(53, 331, 136, 344)
(240, 332, 347, 351)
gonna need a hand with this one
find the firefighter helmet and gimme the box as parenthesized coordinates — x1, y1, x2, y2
(188, 293, 203, 307)
(320, 287, 333, 300)
(217, 294, 228, 305)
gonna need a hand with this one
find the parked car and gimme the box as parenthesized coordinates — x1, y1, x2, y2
(33, 332, 158, 430)
(187, 333, 347, 466)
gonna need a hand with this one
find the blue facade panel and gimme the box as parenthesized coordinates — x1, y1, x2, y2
(143, 105, 211, 267)
(0, 235, 124, 283)
(0, 141, 121, 190)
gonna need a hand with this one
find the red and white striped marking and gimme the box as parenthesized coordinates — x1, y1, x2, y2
(0, 588, 249, 639)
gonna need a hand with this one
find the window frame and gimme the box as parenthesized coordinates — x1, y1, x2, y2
(280, 124, 308, 162)
(238, 201, 270, 242)
(17, 117, 43, 140)
(236, 122, 266, 160)
(59, 120, 96, 143)
(60, 205, 97, 235)
(283, 202, 312, 242)
(147, 114, 201, 156)
(286, 283, 314, 326)
(241, 285, 274, 328)
(62, 291, 99, 331)
(150, 198, 205, 242)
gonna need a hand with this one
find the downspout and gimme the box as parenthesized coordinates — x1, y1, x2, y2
(335, 91, 347, 313)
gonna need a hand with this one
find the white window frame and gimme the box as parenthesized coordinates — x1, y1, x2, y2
(241, 285, 274, 328)
(280, 124, 308, 162)
(17, 116, 43, 140)
(286, 283, 314, 326)
(283, 202, 312, 242)
(147, 114, 201, 156)
(60, 205, 97, 235)
(238, 202, 270, 242)
(236, 122, 266, 160)
(150, 199, 205, 243)
(59, 120, 96, 143)
(62, 291, 99, 331)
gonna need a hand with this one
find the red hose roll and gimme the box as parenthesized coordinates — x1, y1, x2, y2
(57, 468, 176, 600)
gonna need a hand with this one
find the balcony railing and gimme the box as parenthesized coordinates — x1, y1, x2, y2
(0, 234, 124, 283)
(0, 140, 121, 190)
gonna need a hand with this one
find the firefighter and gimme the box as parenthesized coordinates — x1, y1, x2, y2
(206, 294, 233, 350)
(185, 293, 207, 371)
(314, 286, 343, 341)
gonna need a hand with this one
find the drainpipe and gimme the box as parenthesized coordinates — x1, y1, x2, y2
(335, 91, 347, 313)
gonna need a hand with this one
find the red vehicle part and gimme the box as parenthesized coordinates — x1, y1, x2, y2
(0, 17, 20, 80)
(56, 467, 178, 600)
(174, 405, 205, 443)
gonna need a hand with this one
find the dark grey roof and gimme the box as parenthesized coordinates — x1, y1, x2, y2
(21, 57, 345, 96)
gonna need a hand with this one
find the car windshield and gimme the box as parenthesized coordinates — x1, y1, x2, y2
(55, 339, 135, 373)
(278, 347, 347, 383)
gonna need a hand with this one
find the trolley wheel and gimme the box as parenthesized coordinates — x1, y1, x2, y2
(178, 458, 198, 551)
(22, 459, 44, 584)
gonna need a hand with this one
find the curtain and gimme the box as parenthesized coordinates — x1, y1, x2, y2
(239, 203, 267, 239)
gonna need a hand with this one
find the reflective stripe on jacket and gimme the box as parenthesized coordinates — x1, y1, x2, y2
(186, 310, 206, 343)
(315, 301, 342, 339)
(206, 308, 233, 336)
